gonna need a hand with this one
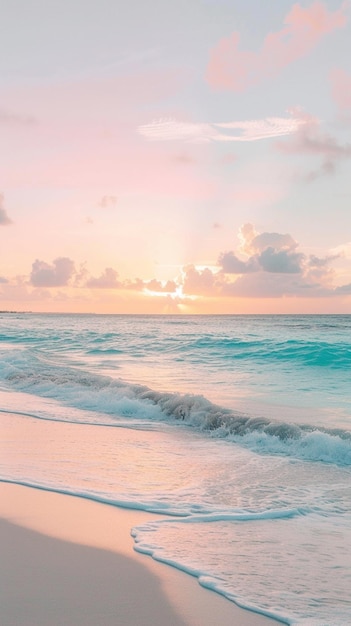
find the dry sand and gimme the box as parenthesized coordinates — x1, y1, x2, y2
(0, 482, 283, 626)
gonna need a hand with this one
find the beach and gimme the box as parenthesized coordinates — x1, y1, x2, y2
(1, 313, 351, 624)
(0, 482, 279, 626)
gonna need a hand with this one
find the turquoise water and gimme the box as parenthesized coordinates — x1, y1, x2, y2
(1, 313, 351, 624)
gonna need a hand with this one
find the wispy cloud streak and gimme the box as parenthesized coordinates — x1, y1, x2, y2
(138, 113, 308, 143)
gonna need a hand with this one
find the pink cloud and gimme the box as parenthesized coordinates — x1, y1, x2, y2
(144, 279, 177, 293)
(84, 270, 177, 294)
(30, 257, 76, 287)
(1, 228, 350, 310)
(207, 2, 347, 91)
(86, 268, 121, 289)
(330, 68, 351, 110)
(182, 265, 222, 296)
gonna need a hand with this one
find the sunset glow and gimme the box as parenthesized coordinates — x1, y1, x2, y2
(1, 1, 351, 313)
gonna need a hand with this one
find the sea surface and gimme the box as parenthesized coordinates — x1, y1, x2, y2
(1, 313, 351, 625)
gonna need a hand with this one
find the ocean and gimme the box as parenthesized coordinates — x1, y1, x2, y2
(1, 313, 351, 625)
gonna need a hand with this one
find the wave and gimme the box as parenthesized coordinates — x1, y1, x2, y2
(2, 316, 351, 369)
(1, 349, 351, 466)
(178, 336, 351, 368)
(133, 390, 351, 466)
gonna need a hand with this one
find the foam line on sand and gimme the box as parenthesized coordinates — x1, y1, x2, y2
(0, 483, 282, 626)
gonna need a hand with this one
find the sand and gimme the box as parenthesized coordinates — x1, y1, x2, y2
(0, 482, 283, 626)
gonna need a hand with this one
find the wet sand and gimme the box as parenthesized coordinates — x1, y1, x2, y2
(0, 482, 283, 626)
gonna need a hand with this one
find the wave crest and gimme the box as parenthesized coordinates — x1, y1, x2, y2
(2, 349, 351, 466)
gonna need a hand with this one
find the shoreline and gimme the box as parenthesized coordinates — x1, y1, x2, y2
(0, 482, 283, 626)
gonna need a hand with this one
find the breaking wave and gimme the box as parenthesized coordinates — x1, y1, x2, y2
(1, 348, 351, 466)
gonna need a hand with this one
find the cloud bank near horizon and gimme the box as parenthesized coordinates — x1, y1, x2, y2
(1, 224, 350, 309)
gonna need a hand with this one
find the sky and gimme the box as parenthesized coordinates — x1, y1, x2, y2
(1, 0, 351, 314)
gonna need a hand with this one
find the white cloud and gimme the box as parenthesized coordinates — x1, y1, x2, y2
(138, 112, 308, 143)
(330, 242, 351, 258)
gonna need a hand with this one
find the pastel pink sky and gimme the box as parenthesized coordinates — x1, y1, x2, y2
(207, 2, 347, 91)
(1, 0, 351, 313)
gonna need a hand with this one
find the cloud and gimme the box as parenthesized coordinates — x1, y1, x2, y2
(30, 257, 76, 287)
(258, 247, 304, 273)
(211, 225, 350, 297)
(249, 231, 298, 254)
(144, 279, 177, 293)
(304, 253, 337, 286)
(97, 195, 117, 209)
(237, 222, 298, 254)
(0, 276, 49, 303)
(181, 257, 341, 299)
(182, 265, 222, 296)
(222, 271, 333, 298)
(85, 270, 177, 293)
(219, 246, 303, 275)
(138, 112, 308, 143)
(219, 251, 258, 274)
(330, 241, 351, 258)
(73, 263, 90, 287)
(277, 114, 351, 157)
(180, 263, 312, 299)
(330, 68, 351, 111)
(206, 2, 347, 91)
(0, 194, 13, 225)
(4, 227, 351, 306)
(214, 224, 341, 296)
(335, 282, 351, 294)
(276, 108, 351, 179)
(86, 267, 121, 289)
